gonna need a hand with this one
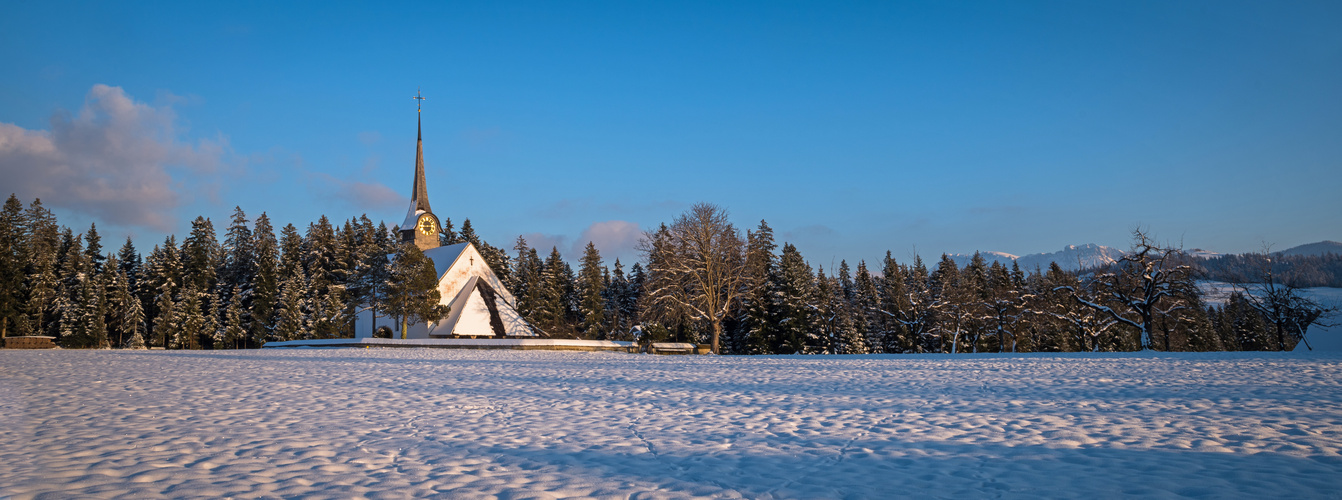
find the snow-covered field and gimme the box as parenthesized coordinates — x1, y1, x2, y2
(2, 350, 1341, 499)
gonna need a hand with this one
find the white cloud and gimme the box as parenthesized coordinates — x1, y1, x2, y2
(0, 84, 228, 231)
(573, 220, 644, 263)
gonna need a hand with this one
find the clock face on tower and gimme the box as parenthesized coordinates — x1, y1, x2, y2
(418, 215, 437, 236)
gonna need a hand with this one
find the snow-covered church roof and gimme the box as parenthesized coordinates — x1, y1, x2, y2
(422, 242, 534, 337)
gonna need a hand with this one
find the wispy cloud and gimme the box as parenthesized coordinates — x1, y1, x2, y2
(573, 220, 643, 262)
(0, 84, 230, 231)
(533, 198, 684, 220)
(519, 232, 568, 255)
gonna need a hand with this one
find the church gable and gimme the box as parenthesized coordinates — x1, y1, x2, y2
(423, 242, 536, 338)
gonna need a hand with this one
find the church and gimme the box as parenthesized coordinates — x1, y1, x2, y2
(354, 94, 537, 339)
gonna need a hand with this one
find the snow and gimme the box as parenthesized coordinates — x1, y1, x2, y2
(951, 244, 1125, 271)
(1201, 281, 1342, 351)
(1186, 248, 1221, 259)
(3, 349, 1341, 498)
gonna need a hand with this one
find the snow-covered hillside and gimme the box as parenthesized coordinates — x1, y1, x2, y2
(1281, 240, 1342, 257)
(951, 244, 1125, 271)
(2, 349, 1340, 498)
(1201, 282, 1342, 351)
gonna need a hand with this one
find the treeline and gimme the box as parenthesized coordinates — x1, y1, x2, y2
(0, 195, 504, 348)
(0, 195, 1329, 353)
(1195, 253, 1342, 288)
(511, 206, 1328, 354)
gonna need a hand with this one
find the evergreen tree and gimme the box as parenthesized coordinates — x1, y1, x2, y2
(929, 254, 969, 353)
(274, 266, 309, 342)
(203, 289, 223, 348)
(383, 243, 449, 338)
(604, 258, 635, 340)
(117, 237, 141, 290)
(54, 229, 87, 345)
(535, 247, 571, 336)
(736, 220, 778, 354)
(182, 216, 220, 292)
(223, 285, 246, 348)
(119, 269, 146, 349)
(153, 278, 179, 349)
(22, 199, 61, 337)
(221, 207, 255, 307)
(438, 216, 459, 246)
(0, 194, 24, 338)
(511, 237, 542, 321)
(83, 222, 105, 273)
(775, 243, 817, 354)
(122, 293, 147, 349)
(577, 242, 606, 339)
(251, 213, 280, 346)
(176, 285, 205, 349)
(852, 260, 882, 353)
(459, 219, 479, 247)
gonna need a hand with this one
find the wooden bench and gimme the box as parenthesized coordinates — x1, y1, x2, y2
(648, 342, 697, 355)
(4, 336, 57, 349)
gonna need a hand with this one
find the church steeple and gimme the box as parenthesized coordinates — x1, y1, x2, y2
(410, 100, 432, 215)
(401, 88, 441, 251)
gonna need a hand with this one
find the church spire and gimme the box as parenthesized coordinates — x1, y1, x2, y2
(410, 88, 432, 215)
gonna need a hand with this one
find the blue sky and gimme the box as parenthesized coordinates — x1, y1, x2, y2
(2, 0, 1339, 266)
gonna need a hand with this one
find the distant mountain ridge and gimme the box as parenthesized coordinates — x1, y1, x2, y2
(1280, 241, 1342, 257)
(949, 244, 1125, 271)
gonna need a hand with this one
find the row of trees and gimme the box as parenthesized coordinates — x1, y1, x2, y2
(0, 195, 455, 348)
(0, 195, 1331, 353)
(502, 204, 1333, 354)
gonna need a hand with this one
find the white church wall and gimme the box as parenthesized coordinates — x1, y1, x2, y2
(354, 307, 431, 339)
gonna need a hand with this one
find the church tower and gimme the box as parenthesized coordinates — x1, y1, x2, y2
(400, 89, 441, 251)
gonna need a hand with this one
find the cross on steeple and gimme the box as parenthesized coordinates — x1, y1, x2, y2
(413, 87, 426, 112)
(401, 86, 437, 251)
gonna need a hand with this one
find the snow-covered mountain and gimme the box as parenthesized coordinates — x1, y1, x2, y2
(1185, 248, 1221, 259)
(949, 244, 1125, 271)
(1280, 240, 1342, 257)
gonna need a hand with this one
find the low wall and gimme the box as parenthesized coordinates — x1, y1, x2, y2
(4, 336, 57, 349)
(263, 338, 638, 352)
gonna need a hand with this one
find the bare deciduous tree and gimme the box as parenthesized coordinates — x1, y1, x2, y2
(640, 203, 746, 354)
(1236, 244, 1337, 351)
(1072, 229, 1198, 350)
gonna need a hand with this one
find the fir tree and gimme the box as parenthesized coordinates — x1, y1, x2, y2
(383, 243, 448, 338)
(536, 247, 571, 336)
(223, 285, 246, 348)
(84, 223, 105, 273)
(203, 289, 223, 348)
(117, 237, 141, 290)
(176, 285, 205, 349)
(153, 278, 179, 349)
(274, 267, 309, 341)
(577, 242, 607, 339)
(120, 273, 146, 349)
(251, 213, 280, 346)
(23, 199, 61, 336)
(0, 194, 24, 338)
(182, 216, 220, 292)
(459, 219, 479, 247)
(737, 220, 778, 354)
(438, 216, 458, 246)
(775, 243, 817, 354)
(54, 229, 87, 345)
(852, 260, 882, 353)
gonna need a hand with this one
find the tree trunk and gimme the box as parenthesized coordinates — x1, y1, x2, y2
(711, 319, 721, 354)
